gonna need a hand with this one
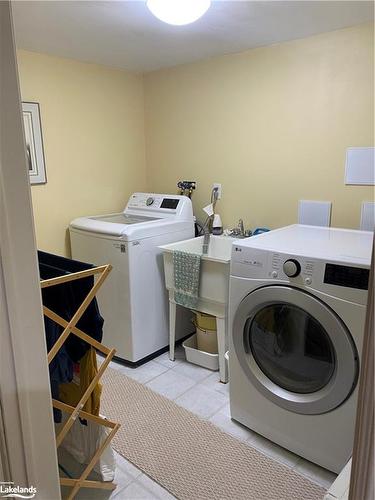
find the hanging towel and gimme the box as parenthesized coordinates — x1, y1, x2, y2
(173, 250, 201, 309)
(38, 251, 104, 422)
(38, 251, 104, 361)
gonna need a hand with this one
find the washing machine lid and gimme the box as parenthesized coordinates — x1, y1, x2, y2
(70, 215, 193, 239)
(232, 285, 359, 415)
(91, 213, 158, 225)
(70, 213, 162, 237)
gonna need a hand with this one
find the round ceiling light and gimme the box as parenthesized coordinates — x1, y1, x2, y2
(147, 0, 211, 26)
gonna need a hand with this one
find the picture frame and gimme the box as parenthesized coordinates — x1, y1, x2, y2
(22, 101, 47, 184)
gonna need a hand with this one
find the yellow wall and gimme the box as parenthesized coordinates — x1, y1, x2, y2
(17, 50, 146, 255)
(144, 24, 374, 231)
(18, 24, 374, 257)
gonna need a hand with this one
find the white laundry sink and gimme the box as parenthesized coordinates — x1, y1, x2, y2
(160, 235, 236, 383)
(159, 235, 235, 306)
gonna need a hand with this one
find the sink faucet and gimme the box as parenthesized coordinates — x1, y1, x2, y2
(230, 219, 251, 238)
(238, 219, 245, 236)
(203, 214, 214, 254)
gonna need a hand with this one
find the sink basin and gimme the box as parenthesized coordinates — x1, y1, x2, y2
(159, 235, 236, 305)
(160, 235, 234, 263)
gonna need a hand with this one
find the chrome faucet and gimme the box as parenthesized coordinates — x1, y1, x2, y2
(202, 231, 210, 255)
(230, 219, 251, 238)
(202, 214, 214, 254)
(238, 219, 245, 236)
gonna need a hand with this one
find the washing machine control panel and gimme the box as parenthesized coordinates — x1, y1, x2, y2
(128, 193, 179, 210)
(124, 192, 194, 220)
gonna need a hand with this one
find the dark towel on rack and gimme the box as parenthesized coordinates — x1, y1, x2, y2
(39, 259, 104, 361)
(38, 252, 104, 422)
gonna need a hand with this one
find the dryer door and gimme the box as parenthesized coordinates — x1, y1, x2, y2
(232, 286, 358, 415)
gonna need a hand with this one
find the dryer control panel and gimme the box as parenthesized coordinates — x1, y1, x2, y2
(268, 252, 317, 285)
(231, 246, 317, 283)
(324, 263, 369, 290)
(231, 245, 369, 302)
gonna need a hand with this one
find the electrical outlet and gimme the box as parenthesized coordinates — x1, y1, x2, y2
(212, 183, 222, 199)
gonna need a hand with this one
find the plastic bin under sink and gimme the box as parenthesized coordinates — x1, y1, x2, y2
(182, 334, 219, 371)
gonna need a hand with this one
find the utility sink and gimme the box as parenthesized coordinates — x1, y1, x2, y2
(160, 235, 236, 383)
(159, 235, 235, 305)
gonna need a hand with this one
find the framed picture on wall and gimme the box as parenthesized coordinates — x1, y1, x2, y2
(22, 101, 47, 184)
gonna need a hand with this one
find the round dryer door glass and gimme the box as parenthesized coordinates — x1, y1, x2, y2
(232, 286, 359, 415)
(247, 304, 335, 394)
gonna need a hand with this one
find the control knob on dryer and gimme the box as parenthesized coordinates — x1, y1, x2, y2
(146, 197, 155, 206)
(283, 259, 301, 278)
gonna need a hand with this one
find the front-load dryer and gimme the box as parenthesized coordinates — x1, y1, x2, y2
(228, 224, 372, 473)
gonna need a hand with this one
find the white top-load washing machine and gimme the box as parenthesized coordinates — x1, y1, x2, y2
(70, 193, 194, 364)
(229, 224, 372, 473)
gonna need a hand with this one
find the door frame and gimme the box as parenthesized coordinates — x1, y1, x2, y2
(0, 2, 60, 498)
(1, 1, 373, 498)
(349, 239, 374, 500)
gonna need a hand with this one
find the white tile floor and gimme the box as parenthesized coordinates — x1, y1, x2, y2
(61, 347, 337, 499)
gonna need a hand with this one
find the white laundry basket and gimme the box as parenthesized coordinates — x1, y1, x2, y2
(182, 334, 219, 371)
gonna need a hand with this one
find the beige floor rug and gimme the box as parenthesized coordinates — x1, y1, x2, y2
(101, 367, 326, 500)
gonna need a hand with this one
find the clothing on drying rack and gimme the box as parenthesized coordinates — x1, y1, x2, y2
(38, 251, 104, 422)
(39, 251, 104, 359)
(39, 261, 103, 361)
(59, 347, 102, 422)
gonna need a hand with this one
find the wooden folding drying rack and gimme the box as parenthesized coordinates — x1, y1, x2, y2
(40, 264, 121, 500)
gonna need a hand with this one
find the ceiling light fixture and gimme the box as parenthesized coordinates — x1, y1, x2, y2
(147, 0, 211, 26)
